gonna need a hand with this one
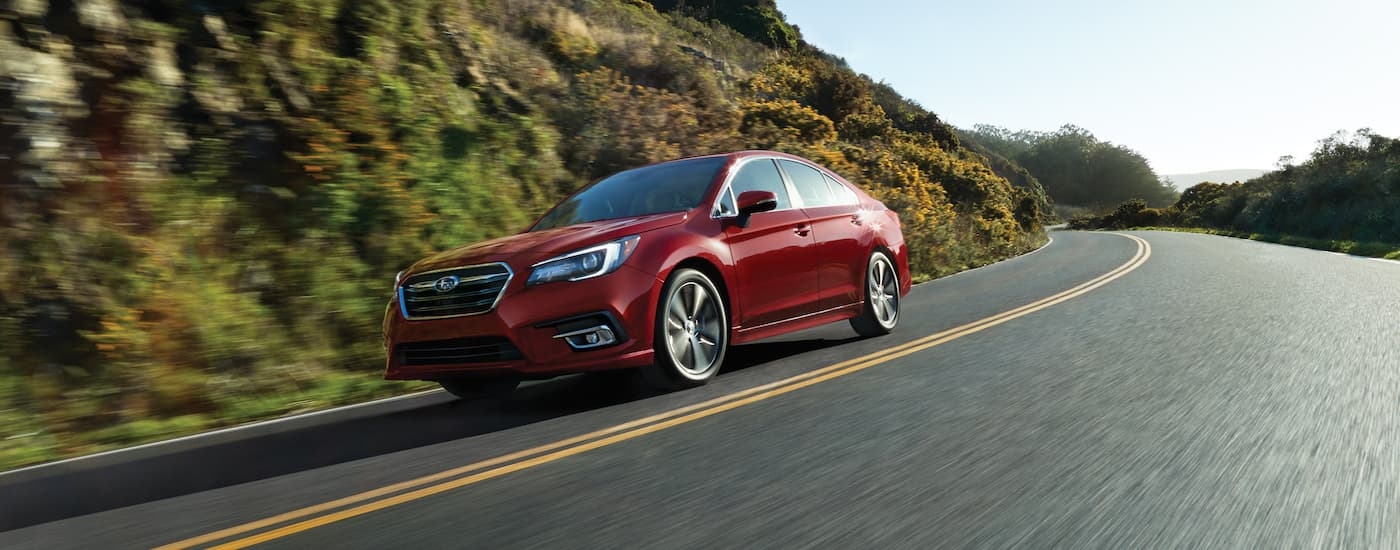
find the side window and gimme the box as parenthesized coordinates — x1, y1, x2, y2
(714, 187, 736, 216)
(823, 174, 860, 205)
(729, 159, 791, 210)
(779, 159, 837, 208)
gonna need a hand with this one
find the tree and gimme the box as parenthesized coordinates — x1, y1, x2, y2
(1007, 125, 1175, 207)
(647, 0, 800, 49)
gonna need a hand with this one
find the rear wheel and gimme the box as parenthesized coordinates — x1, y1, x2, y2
(438, 378, 519, 401)
(642, 268, 728, 391)
(850, 251, 899, 337)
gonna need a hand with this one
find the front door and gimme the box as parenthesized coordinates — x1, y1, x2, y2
(722, 158, 819, 329)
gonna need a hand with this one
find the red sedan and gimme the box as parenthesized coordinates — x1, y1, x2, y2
(383, 150, 911, 398)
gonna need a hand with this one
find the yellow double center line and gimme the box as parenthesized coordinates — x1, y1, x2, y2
(161, 233, 1150, 550)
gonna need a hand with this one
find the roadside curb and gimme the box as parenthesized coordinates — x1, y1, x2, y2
(919, 232, 1056, 286)
(1, 389, 452, 485)
(0, 389, 455, 531)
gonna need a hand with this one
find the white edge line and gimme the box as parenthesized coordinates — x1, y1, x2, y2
(1, 389, 448, 479)
(918, 233, 1055, 285)
(1133, 229, 1400, 265)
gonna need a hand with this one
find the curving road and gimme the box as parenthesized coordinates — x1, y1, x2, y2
(4, 230, 1400, 549)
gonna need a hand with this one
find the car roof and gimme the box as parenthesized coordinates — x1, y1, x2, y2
(655, 150, 809, 164)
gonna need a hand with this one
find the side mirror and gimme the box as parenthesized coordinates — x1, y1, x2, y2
(734, 190, 779, 228)
(736, 190, 778, 214)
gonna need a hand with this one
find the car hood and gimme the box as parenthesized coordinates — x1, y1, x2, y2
(408, 211, 689, 273)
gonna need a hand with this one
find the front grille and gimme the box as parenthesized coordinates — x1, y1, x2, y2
(400, 263, 512, 319)
(397, 336, 523, 366)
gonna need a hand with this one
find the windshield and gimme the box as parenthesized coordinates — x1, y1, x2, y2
(531, 157, 727, 231)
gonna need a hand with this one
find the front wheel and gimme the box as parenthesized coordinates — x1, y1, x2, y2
(641, 268, 729, 391)
(850, 251, 900, 337)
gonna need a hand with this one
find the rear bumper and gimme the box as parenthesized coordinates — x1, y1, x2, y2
(383, 264, 661, 380)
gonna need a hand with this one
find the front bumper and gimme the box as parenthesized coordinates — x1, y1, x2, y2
(383, 263, 661, 380)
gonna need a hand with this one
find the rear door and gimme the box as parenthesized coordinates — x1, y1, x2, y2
(777, 159, 867, 311)
(721, 158, 820, 329)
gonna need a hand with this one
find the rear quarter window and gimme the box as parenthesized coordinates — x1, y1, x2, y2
(822, 173, 860, 206)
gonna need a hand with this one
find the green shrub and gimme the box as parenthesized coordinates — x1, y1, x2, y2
(739, 99, 836, 144)
(1067, 215, 1100, 230)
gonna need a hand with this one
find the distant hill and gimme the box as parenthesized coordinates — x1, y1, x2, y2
(1073, 130, 1400, 247)
(961, 124, 1178, 208)
(1164, 169, 1268, 189)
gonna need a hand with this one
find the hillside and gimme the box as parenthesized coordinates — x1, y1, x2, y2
(1071, 129, 1400, 254)
(961, 124, 1178, 209)
(0, 0, 1047, 468)
(1163, 169, 1267, 190)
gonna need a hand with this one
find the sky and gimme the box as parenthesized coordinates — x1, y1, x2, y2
(777, 0, 1400, 175)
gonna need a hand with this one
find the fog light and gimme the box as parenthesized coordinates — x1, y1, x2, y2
(553, 325, 617, 350)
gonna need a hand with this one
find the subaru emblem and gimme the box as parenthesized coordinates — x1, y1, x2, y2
(433, 275, 460, 293)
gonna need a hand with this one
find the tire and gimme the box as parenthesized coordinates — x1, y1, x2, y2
(850, 251, 900, 337)
(438, 378, 520, 401)
(641, 268, 729, 391)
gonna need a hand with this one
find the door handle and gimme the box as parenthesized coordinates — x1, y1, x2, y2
(793, 224, 811, 237)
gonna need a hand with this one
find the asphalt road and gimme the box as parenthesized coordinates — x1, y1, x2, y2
(4, 230, 1399, 549)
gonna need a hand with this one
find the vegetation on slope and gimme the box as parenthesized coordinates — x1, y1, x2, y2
(0, 0, 1046, 469)
(962, 124, 1178, 209)
(1069, 129, 1400, 257)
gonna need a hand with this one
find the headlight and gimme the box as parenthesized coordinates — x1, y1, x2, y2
(527, 235, 641, 286)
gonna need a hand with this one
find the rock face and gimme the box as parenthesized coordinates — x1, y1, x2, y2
(3, 1, 90, 224)
(2, 0, 195, 226)
(3, 0, 201, 390)
(678, 44, 731, 75)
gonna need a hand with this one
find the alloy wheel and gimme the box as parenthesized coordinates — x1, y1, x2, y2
(663, 281, 723, 377)
(869, 255, 899, 328)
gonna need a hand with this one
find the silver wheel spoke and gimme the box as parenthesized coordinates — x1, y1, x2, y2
(668, 311, 687, 338)
(669, 298, 687, 325)
(669, 329, 689, 355)
(685, 284, 699, 318)
(691, 287, 708, 318)
(681, 338, 695, 368)
(697, 322, 720, 345)
(690, 339, 710, 367)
